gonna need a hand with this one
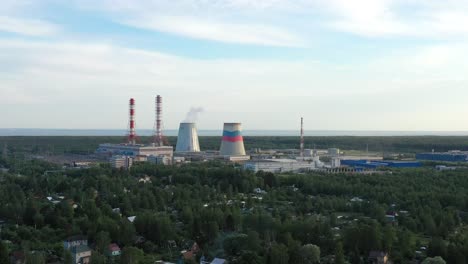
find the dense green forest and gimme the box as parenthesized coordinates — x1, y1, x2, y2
(1, 148, 468, 263)
(2, 136, 468, 155)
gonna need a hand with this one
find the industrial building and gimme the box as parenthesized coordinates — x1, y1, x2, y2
(97, 96, 174, 165)
(416, 151, 468, 162)
(219, 123, 249, 161)
(97, 144, 173, 158)
(340, 160, 421, 169)
(110, 155, 133, 169)
(176, 123, 200, 152)
(244, 159, 316, 173)
(147, 155, 172, 165)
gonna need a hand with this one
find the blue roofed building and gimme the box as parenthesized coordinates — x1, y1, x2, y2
(416, 151, 468, 162)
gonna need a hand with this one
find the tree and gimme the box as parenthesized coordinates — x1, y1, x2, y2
(223, 234, 248, 256)
(428, 237, 447, 259)
(335, 242, 345, 264)
(90, 251, 106, 264)
(121, 246, 144, 264)
(382, 225, 396, 252)
(0, 242, 9, 264)
(25, 252, 46, 264)
(269, 243, 289, 264)
(422, 256, 446, 264)
(95, 231, 111, 253)
(299, 244, 320, 264)
(64, 250, 73, 264)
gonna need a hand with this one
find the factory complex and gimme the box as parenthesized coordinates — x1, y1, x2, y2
(96, 95, 425, 172)
(96, 95, 250, 169)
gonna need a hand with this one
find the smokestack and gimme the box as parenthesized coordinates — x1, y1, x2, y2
(128, 98, 136, 145)
(176, 123, 200, 152)
(155, 95, 163, 146)
(220, 123, 246, 156)
(300, 117, 304, 157)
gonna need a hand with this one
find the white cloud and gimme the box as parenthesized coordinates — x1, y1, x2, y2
(318, 0, 468, 38)
(1, 38, 468, 130)
(0, 16, 60, 36)
(125, 15, 305, 47)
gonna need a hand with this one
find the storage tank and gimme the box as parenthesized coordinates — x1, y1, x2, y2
(175, 123, 200, 152)
(219, 123, 246, 156)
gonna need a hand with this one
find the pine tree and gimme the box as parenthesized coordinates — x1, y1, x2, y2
(335, 242, 345, 264)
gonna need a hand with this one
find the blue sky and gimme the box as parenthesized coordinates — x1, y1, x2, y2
(1, 0, 468, 131)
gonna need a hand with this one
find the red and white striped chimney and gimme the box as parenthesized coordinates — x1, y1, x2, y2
(128, 98, 136, 145)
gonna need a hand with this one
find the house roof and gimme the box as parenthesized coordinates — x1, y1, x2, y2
(211, 258, 227, 264)
(108, 243, 121, 252)
(71, 245, 91, 254)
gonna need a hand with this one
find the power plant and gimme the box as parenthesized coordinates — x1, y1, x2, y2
(219, 123, 247, 157)
(94, 95, 419, 173)
(175, 123, 200, 152)
(97, 95, 174, 167)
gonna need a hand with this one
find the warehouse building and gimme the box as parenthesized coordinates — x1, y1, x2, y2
(416, 151, 468, 162)
(340, 160, 421, 169)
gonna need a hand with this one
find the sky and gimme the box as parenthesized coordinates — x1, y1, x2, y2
(1, 0, 468, 131)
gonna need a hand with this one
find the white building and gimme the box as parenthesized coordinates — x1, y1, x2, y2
(148, 155, 172, 165)
(97, 143, 173, 158)
(244, 159, 315, 173)
(110, 155, 133, 169)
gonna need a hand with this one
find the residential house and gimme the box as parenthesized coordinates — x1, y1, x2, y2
(106, 243, 121, 257)
(71, 245, 92, 264)
(64, 235, 88, 250)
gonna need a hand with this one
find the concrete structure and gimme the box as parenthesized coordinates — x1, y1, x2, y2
(417, 150, 468, 162)
(331, 157, 341, 168)
(244, 159, 315, 173)
(110, 155, 133, 169)
(148, 155, 172, 165)
(328, 148, 340, 156)
(176, 123, 200, 152)
(97, 144, 173, 158)
(220, 123, 247, 156)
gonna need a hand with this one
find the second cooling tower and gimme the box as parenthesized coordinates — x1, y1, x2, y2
(176, 123, 200, 152)
(220, 123, 246, 156)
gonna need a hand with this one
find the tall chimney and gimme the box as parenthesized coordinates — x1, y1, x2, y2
(128, 98, 136, 145)
(155, 95, 163, 146)
(300, 117, 304, 157)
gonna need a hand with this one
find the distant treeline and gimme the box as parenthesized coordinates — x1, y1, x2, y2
(2, 136, 468, 155)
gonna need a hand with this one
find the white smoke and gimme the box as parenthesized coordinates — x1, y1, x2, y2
(184, 107, 204, 122)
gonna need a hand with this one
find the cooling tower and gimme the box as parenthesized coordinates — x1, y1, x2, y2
(176, 123, 200, 152)
(220, 123, 246, 156)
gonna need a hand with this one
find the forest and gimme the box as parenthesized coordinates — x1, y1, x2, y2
(2, 135, 468, 155)
(0, 142, 467, 263)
